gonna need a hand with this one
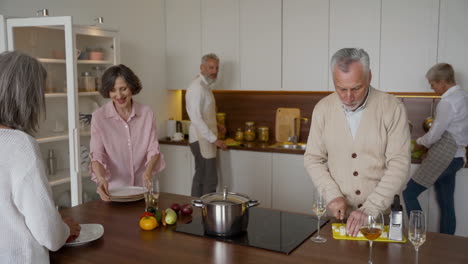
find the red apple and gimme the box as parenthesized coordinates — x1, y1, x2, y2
(170, 203, 181, 213)
(180, 204, 193, 216)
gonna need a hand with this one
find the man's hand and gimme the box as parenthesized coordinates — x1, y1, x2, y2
(96, 178, 110, 201)
(214, 139, 227, 150)
(327, 197, 347, 220)
(346, 210, 367, 237)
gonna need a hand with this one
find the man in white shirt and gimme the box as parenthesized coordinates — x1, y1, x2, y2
(185, 53, 227, 196)
(403, 63, 468, 235)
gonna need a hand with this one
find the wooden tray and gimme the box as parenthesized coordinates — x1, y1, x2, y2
(332, 223, 407, 243)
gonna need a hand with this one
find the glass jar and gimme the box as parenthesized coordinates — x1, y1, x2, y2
(234, 128, 244, 141)
(257, 126, 269, 142)
(92, 66, 104, 91)
(244, 121, 256, 142)
(216, 113, 226, 140)
(79, 72, 96, 92)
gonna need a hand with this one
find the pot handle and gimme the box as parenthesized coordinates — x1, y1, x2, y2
(247, 200, 260, 208)
(192, 199, 204, 208)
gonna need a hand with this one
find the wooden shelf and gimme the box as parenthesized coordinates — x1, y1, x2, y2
(39, 58, 66, 64)
(45, 93, 67, 98)
(80, 130, 91, 137)
(38, 58, 113, 65)
(78, 91, 100, 96)
(37, 134, 69, 144)
(77, 60, 113, 65)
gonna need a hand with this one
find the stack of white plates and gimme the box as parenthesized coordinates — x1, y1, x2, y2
(109, 186, 145, 202)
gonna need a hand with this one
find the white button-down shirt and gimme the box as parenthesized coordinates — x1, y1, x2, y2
(185, 75, 218, 144)
(417, 85, 468, 158)
(342, 87, 371, 140)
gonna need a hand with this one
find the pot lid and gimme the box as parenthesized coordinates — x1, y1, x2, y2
(200, 187, 250, 205)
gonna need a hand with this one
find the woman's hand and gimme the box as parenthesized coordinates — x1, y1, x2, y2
(143, 172, 153, 191)
(96, 178, 110, 201)
(63, 216, 81, 242)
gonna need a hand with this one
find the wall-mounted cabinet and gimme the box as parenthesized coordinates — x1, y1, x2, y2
(282, 0, 329, 91)
(165, 0, 202, 90)
(329, 0, 381, 90)
(4, 15, 119, 206)
(380, 0, 439, 92)
(438, 0, 468, 92)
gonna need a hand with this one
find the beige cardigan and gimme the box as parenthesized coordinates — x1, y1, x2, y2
(304, 87, 411, 213)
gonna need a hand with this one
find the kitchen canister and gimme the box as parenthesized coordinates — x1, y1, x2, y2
(79, 72, 96, 92)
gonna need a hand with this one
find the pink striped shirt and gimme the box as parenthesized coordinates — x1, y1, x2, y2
(89, 101, 165, 190)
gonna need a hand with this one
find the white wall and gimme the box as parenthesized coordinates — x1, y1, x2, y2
(0, 0, 181, 131)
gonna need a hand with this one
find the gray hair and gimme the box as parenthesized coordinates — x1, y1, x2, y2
(330, 48, 370, 76)
(0, 51, 46, 134)
(426, 63, 456, 84)
(201, 53, 219, 64)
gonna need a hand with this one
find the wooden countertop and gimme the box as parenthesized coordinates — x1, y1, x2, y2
(52, 193, 468, 264)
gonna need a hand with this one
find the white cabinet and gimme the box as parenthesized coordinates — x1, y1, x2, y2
(219, 150, 272, 207)
(271, 153, 315, 214)
(239, 0, 281, 91)
(5, 15, 119, 206)
(282, 0, 329, 91)
(165, 0, 201, 90)
(158, 144, 194, 196)
(329, 0, 381, 90)
(380, 0, 439, 92)
(201, 0, 240, 90)
(438, 0, 468, 92)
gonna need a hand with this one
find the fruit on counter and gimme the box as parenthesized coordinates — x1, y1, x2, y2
(411, 139, 416, 152)
(161, 210, 167, 226)
(180, 204, 193, 216)
(154, 210, 163, 223)
(140, 212, 155, 219)
(139, 216, 158, 231)
(411, 149, 425, 159)
(170, 203, 181, 213)
(146, 206, 157, 215)
(165, 208, 178, 225)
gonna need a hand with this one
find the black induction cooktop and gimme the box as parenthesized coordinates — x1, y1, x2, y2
(175, 207, 328, 254)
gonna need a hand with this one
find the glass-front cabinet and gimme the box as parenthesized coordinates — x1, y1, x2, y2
(3, 15, 119, 206)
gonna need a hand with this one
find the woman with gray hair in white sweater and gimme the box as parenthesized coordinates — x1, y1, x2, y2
(0, 51, 80, 263)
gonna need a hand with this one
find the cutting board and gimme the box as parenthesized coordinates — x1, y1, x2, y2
(275, 108, 300, 142)
(331, 223, 406, 243)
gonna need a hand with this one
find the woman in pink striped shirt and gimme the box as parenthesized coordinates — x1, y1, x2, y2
(90, 64, 165, 201)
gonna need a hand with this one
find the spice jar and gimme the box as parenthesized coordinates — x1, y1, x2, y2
(234, 128, 244, 141)
(257, 126, 269, 142)
(244, 121, 256, 142)
(216, 113, 226, 140)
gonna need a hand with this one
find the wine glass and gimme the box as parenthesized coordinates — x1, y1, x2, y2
(311, 189, 327, 243)
(408, 210, 426, 264)
(360, 209, 384, 264)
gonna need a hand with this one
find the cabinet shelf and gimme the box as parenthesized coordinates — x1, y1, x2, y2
(38, 58, 112, 65)
(45, 92, 100, 98)
(48, 169, 70, 186)
(80, 130, 91, 137)
(37, 134, 69, 144)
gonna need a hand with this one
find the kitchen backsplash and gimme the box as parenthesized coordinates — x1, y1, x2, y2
(181, 90, 440, 144)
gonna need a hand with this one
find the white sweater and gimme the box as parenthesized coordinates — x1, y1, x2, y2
(0, 129, 69, 264)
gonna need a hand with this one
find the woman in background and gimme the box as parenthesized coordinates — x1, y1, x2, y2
(0, 51, 80, 264)
(90, 64, 165, 201)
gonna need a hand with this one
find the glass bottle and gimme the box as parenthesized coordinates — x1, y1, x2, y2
(216, 112, 226, 140)
(257, 126, 269, 142)
(92, 66, 104, 91)
(244, 121, 256, 142)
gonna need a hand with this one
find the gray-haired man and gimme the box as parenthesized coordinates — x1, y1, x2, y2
(186, 53, 227, 197)
(304, 48, 411, 236)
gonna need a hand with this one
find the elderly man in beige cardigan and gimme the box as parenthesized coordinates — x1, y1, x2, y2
(304, 48, 411, 236)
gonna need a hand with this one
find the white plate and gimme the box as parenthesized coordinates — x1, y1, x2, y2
(65, 224, 104, 247)
(110, 196, 144, 202)
(109, 186, 146, 198)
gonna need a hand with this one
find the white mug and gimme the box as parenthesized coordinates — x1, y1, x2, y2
(171, 132, 184, 141)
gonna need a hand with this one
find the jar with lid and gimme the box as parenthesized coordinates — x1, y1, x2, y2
(257, 126, 269, 142)
(79, 72, 96, 92)
(244, 121, 256, 142)
(216, 113, 226, 140)
(92, 66, 104, 91)
(234, 128, 244, 141)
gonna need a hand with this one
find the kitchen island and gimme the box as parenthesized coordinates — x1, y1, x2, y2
(51, 193, 468, 264)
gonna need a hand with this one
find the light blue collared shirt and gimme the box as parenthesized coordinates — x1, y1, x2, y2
(342, 87, 371, 140)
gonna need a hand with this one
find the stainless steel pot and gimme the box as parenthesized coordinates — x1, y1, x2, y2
(192, 188, 260, 237)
